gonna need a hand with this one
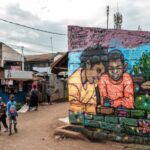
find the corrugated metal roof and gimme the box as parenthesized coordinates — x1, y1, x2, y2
(51, 52, 68, 74)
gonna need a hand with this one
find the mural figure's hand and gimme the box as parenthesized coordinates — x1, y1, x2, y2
(103, 97, 112, 107)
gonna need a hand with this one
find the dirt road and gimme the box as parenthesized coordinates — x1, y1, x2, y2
(0, 102, 148, 150)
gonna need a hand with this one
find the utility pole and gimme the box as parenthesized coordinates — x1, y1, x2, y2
(50, 37, 53, 61)
(49, 37, 54, 91)
(21, 46, 24, 71)
(106, 6, 109, 29)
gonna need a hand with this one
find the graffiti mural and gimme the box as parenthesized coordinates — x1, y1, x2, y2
(98, 50, 134, 109)
(69, 45, 107, 114)
(68, 26, 150, 143)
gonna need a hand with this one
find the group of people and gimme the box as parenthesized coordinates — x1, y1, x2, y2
(0, 85, 52, 136)
(0, 94, 18, 136)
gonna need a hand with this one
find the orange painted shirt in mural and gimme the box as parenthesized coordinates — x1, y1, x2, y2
(98, 73, 134, 109)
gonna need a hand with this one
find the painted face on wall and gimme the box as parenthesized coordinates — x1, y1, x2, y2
(108, 59, 124, 81)
(84, 62, 105, 84)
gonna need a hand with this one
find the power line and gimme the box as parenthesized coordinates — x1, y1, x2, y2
(0, 34, 66, 52)
(0, 18, 67, 36)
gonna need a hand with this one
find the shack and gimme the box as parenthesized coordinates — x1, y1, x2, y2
(51, 52, 68, 101)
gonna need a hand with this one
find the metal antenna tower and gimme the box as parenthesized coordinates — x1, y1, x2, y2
(114, 0, 123, 29)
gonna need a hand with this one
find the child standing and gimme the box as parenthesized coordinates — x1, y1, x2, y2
(7, 94, 18, 136)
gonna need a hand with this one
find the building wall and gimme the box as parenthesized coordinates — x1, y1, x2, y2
(25, 62, 49, 71)
(0, 43, 2, 59)
(0, 43, 30, 103)
(2, 44, 22, 61)
(68, 26, 150, 142)
(0, 68, 4, 79)
(1, 44, 23, 67)
(50, 74, 67, 101)
(25, 54, 67, 101)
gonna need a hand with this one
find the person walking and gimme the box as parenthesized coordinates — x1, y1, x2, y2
(0, 97, 8, 133)
(46, 86, 52, 105)
(25, 91, 31, 106)
(29, 85, 39, 111)
(7, 94, 18, 136)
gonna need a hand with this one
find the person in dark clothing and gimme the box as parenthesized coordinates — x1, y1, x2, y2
(29, 85, 39, 111)
(25, 91, 31, 106)
(0, 97, 8, 133)
(46, 86, 52, 104)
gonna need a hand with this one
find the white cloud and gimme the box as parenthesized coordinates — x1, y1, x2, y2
(0, 0, 150, 54)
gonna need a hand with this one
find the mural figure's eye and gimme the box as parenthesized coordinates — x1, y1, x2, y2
(97, 68, 101, 74)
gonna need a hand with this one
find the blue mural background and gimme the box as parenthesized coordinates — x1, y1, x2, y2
(68, 43, 150, 77)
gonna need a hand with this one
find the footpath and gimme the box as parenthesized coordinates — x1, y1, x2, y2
(0, 102, 148, 150)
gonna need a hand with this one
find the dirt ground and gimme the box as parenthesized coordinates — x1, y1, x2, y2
(0, 102, 149, 150)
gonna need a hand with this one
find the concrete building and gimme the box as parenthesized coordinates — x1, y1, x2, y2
(0, 42, 33, 102)
(25, 52, 67, 102)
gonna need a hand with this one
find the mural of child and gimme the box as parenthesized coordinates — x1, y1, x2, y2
(68, 45, 107, 113)
(98, 50, 134, 109)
